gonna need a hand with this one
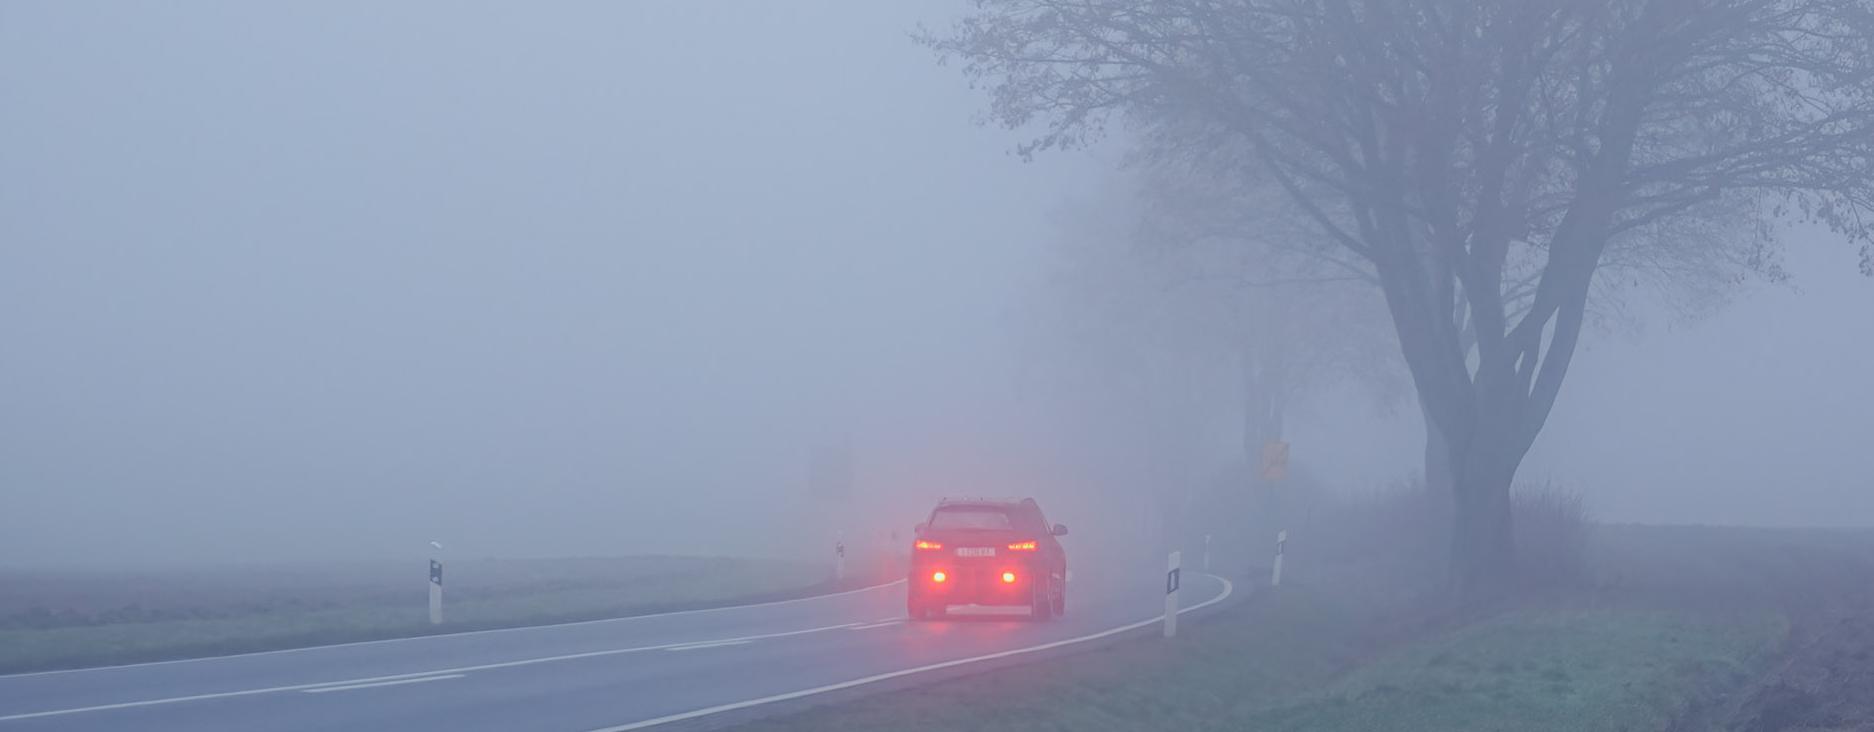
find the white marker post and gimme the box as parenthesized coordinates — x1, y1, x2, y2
(428, 558, 444, 624)
(834, 539, 846, 583)
(1271, 529, 1287, 588)
(1164, 550, 1181, 638)
(1203, 534, 1212, 573)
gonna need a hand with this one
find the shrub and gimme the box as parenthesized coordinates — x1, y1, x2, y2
(1299, 478, 1589, 590)
(1307, 478, 1449, 582)
(1512, 481, 1590, 586)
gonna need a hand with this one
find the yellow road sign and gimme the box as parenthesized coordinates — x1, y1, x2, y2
(1260, 441, 1289, 482)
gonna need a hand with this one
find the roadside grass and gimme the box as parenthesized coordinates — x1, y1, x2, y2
(0, 555, 831, 674)
(1239, 609, 1783, 732)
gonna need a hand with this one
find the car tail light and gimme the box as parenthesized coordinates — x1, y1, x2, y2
(1001, 571, 1017, 583)
(915, 540, 944, 551)
(1007, 540, 1037, 551)
(931, 570, 948, 583)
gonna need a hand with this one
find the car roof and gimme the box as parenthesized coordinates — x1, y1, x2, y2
(935, 496, 1035, 509)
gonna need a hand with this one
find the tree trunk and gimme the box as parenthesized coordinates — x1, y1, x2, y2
(1242, 352, 1273, 471)
(1448, 428, 1517, 592)
(1422, 405, 1452, 494)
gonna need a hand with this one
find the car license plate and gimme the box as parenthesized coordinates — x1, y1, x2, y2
(956, 547, 995, 557)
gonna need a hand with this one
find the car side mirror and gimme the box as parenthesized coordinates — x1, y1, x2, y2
(1051, 523, 1068, 537)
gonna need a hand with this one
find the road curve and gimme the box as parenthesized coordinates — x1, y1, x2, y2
(0, 566, 1234, 732)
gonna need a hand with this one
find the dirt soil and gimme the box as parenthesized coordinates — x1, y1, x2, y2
(1727, 585, 1874, 732)
(1629, 527, 1874, 732)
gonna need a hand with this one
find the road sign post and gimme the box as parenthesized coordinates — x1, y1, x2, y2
(1203, 534, 1212, 573)
(1164, 551, 1181, 638)
(834, 540, 846, 583)
(1259, 442, 1290, 579)
(1271, 530, 1287, 588)
(428, 559, 444, 625)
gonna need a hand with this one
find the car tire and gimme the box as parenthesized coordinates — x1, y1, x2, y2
(909, 600, 945, 621)
(1030, 581, 1054, 622)
(1052, 575, 1066, 616)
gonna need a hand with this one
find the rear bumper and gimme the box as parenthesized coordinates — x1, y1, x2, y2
(908, 564, 1046, 607)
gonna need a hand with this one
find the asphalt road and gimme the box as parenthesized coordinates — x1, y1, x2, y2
(0, 564, 1234, 732)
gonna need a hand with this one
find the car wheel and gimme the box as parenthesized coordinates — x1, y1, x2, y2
(1052, 575, 1066, 616)
(1030, 581, 1054, 621)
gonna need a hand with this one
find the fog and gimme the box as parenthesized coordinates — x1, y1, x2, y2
(4, 2, 1871, 569)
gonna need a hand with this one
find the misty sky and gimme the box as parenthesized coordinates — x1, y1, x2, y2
(3, 2, 1870, 567)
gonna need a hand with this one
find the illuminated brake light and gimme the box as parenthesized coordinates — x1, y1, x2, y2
(915, 540, 944, 551)
(931, 571, 948, 583)
(1001, 571, 1017, 583)
(1007, 540, 1037, 551)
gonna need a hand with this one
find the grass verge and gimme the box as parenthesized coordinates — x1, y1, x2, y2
(1240, 608, 1782, 731)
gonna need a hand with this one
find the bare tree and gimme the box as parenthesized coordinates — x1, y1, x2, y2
(1130, 162, 1405, 468)
(1020, 169, 1402, 548)
(923, 0, 1874, 589)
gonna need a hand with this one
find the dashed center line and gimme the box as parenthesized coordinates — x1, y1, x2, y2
(301, 675, 465, 693)
(663, 640, 754, 652)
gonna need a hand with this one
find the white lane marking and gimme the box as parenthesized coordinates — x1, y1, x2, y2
(873, 616, 903, 623)
(846, 620, 904, 631)
(300, 675, 465, 694)
(0, 621, 864, 722)
(662, 640, 754, 652)
(588, 574, 1236, 732)
(0, 579, 907, 680)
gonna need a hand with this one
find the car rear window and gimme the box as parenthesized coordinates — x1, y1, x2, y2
(929, 507, 1013, 530)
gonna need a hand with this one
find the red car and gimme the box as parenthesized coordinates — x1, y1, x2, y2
(907, 497, 1068, 621)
